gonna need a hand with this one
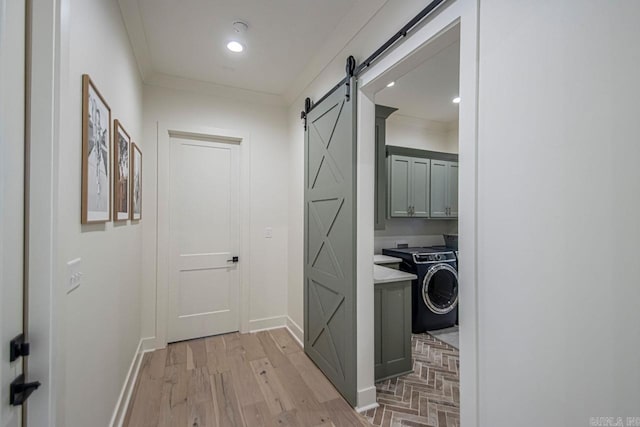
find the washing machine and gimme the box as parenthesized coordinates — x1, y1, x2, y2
(382, 247, 458, 332)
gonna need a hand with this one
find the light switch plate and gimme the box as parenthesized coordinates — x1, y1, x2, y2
(265, 227, 273, 238)
(66, 258, 82, 294)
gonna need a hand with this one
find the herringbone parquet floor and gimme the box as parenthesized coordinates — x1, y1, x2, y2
(364, 334, 460, 427)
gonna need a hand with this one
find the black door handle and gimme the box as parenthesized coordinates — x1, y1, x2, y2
(10, 374, 41, 406)
(226, 256, 239, 263)
(10, 334, 30, 362)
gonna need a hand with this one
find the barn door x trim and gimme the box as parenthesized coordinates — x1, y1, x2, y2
(304, 75, 358, 406)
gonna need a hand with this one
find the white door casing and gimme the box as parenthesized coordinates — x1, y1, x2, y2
(167, 137, 240, 342)
(0, 0, 26, 425)
(356, 4, 479, 418)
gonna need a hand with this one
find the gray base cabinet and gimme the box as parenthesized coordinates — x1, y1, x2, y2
(374, 280, 413, 382)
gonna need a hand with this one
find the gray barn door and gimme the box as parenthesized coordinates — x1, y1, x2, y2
(304, 79, 357, 406)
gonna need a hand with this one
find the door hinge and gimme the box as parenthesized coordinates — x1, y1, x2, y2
(10, 374, 41, 406)
(9, 333, 30, 362)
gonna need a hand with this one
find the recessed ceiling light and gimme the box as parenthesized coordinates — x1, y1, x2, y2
(227, 41, 244, 53)
(452, 96, 461, 104)
(387, 81, 395, 88)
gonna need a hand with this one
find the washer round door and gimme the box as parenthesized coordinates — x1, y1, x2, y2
(422, 263, 458, 314)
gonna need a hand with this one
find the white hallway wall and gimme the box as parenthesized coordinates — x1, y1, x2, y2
(140, 84, 290, 342)
(54, 0, 144, 425)
(477, 1, 640, 425)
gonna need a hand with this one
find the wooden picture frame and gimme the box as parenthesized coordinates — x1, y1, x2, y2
(113, 119, 131, 221)
(131, 142, 142, 221)
(81, 74, 112, 224)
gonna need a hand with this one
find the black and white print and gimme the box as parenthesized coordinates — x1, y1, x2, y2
(82, 75, 111, 223)
(114, 120, 130, 221)
(131, 143, 142, 220)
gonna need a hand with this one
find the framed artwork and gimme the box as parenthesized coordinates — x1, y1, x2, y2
(81, 74, 111, 224)
(131, 143, 142, 221)
(113, 120, 131, 221)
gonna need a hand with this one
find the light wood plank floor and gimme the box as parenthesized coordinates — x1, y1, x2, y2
(124, 328, 371, 427)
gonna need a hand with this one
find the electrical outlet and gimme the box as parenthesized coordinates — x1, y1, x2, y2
(66, 258, 82, 294)
(265, 227, 273, 238)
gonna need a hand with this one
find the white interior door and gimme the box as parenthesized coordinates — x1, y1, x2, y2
(168, 137, 240, 343)
(1, 0, 26, 425)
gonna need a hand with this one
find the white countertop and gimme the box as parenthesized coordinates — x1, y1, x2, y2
(373, 254, 403, 265)
(374, 264, 417, 285)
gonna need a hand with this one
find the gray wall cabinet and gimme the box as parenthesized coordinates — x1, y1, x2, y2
(411, 158, 430, 217)
(374, 280, 413, 381)
(388, 155, 430, 218)
(374, 105, 397, 230)
(430, 160, 458, 218)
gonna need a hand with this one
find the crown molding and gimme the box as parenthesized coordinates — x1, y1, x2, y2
(118, 0, 153, 80)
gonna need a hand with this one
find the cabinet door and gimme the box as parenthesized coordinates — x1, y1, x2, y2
(430, 160, 448, 218)
(374, 118, 386, 229)
(374, 286, 382, 376)
(375, 281, 413, 381)
(410, 158, 430, 217)
(447, 162, 459, 217)
(388, 155, 411, 217)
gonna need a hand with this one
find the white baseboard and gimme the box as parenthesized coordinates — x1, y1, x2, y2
(285, 316, 304, 347)
(109, 337, 155, 427)
(248, 315, 304, 349)
(355, 386, 378, 413)
(248, 315, 287, 332)
(141, 336, 157, 352)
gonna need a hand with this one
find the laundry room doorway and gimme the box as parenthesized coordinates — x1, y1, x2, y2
(354, 0, 479, 423)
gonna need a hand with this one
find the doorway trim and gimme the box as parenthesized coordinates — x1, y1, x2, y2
(23, 0, 61, 424)
(154, 124, 251, 348)
(355, 0, 479, 425)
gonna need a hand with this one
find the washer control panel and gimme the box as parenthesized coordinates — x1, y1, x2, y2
(413, 251, 456, 264)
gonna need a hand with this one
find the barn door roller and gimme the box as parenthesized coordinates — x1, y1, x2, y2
(344, 56, 356, 101)
(300, 0, 448, 127)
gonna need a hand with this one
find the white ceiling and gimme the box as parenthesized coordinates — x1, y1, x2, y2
(375, 39, 460, 123)
(119, 0, 386, 97)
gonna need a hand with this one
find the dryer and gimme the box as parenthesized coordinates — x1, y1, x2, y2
(382, 247, 458, 332)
